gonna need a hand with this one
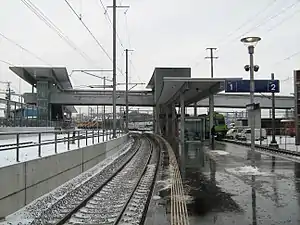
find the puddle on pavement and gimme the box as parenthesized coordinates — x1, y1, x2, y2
(175, 141, 300, 225)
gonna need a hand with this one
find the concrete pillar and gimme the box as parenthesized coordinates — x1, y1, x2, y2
(180, 94, 185, 145)
(202, 118, 205, 141)
(171, 102, 176, 137)
(165, 107, 169, 137)
(209, 90, 214, 148)
(194, 103, 197, 116)
(153, 106, 156, 133)
(36, 79, 50, 127)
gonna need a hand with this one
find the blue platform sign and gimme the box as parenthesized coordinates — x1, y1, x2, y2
(225, 79, 280, 93)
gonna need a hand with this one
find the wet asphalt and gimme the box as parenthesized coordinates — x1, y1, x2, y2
(177, 141, 300, 225)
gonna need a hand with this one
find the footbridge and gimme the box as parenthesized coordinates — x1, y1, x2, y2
(11, 66, 294, 109)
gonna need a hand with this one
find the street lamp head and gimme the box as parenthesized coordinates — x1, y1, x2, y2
(240, 37, 261, 46)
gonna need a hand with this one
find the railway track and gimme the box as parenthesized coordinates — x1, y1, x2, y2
(220, 138, 300, 157)
(29, 134, 160, 225)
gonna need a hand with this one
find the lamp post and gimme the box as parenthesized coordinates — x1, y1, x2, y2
(241, 36, 261, 156)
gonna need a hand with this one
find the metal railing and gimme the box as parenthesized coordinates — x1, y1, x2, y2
(228, 127, 298, 152)
(0, 128, 124, 163)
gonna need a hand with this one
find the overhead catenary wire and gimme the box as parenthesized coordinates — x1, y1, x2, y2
(0, 59, 14, 66)
(65, 0, 112, 62)
(237, 1, 299, 39)
(193, 0, 279, 67)
(216, 0, 279, 47)
(65, 0, 125, 76)
(98, 0, 125, 50)
(266, 6, 300, 32)
(209, 0, 300, 66)
(20, 0, 94, 64)
(193, 0, 299, 67)
(0, 32, 51, 65)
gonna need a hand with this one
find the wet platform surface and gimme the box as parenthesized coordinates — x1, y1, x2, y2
(178, 141, 300, 225)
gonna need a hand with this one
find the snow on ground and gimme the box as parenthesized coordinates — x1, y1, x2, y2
(225, 165, 273, 177)
(209, 150, 230, 156)
(0, 132, 124, 168)
(1, 139, 134, 225)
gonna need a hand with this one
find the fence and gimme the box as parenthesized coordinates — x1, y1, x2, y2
(231, 127, 298, 152)
(0, 128, 124, 163)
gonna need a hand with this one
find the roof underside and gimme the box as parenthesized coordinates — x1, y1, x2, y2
(158, 77, 239, 105)
(146, 67, 191, 89)
(9, 66, 73, 90)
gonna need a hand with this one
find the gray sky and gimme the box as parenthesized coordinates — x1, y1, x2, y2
(0, 0, 300, 114)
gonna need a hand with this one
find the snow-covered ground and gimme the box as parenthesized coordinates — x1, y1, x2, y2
(0, 131, 124, 168)
(0, 139, 135, 225)
(225, 165, 274, 177)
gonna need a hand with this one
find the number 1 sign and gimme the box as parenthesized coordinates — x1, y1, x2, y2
(225, 79, 280, 93)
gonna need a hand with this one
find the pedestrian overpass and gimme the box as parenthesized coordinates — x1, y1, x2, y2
(10, 66, 295, 109)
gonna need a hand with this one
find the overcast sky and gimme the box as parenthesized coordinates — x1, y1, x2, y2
(0, 0, 299, 114)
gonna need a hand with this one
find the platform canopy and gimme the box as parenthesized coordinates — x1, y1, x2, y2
(9, 66, 76, 113)
(9, 66, 73, 90)
(157, 77, 240, 105)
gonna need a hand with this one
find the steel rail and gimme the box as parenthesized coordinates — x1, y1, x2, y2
(53, 136, 143, 225)
(138, 136, 162, 225)
(115, 135, 161, 225)
(112, 136, 154, 225)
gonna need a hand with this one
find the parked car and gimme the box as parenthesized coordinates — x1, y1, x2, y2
(226, 127, 244, 139)
(239, 128, 267, 141)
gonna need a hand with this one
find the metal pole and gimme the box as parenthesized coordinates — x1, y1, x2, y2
(112, 0, 117, 138)
(270, 73, 279, 148)
(38, 133, 42, 157)
(67, 131, 70, 150)
(16, 133, 20, 162)
(125, 49, 129, 133)
(249, 45, 255, 157)
(55, 132, 57, 153)
(86, 130, 88, 146)
(97, 105, 99, 142)
(206, 47, 217, 150)
(103, 77, 106, 141)
(78, 131, 80, 148)
(14, 102, 16, 127)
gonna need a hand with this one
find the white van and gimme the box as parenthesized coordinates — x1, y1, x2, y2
(240, 128, 266, 141)
(226, 127, 243, 139)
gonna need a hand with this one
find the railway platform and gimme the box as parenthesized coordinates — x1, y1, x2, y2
(178, 140, 300, 225)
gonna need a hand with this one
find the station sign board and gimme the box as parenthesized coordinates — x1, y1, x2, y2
(225, 79, 280, 93)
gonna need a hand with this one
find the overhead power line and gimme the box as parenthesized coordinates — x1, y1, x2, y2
(20, 0, 94, 64)
(65, 0, 124, 76)
(98, 0, 125, 50)
(217, 0, 278, 47)
(266, 7, 300, 32)
(0, 32, 50, 65)
(238, 1, 299, 38)
(65, 0, 113, 62)
(0, 59, 14, 66)
(192, 0, 279, 67)
(213, 1, 300, 60)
